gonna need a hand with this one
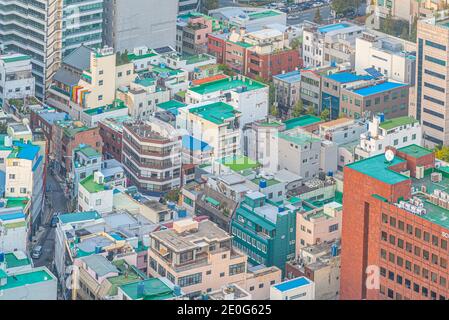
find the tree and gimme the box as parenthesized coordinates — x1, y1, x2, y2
(0, 122, 7, 134)
(269, 104, 279, 118)
(292, 99, 303, 117)
(382, 10, 394, 35)
(164, 188, 180, 203)
(314, 8, 322, 24)
(202, 0, 219, 12)
(218, 64, 234, 76)
(290, 37, 302, 50)
(435, 146, 449, 162)
(409, 15, 418, 42)
(320, 109, 330, 121)
(305, 105, 316, 115)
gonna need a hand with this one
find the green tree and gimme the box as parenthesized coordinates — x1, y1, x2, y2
(290, 37, 302, 50)
(320, 109, 330, 121)
(164, 188, 180, 203)
(202, 0, 219, 12)
(292, 99, 303, 117)
(269, 104, 279, 118)
(382, 10, 394, 35)
(218, 64, 234, 76)
(314, 8, 322, 24)
(305, 105, 316, 115)
(0, 122, 7, 134)
(435, 146, 449, 161)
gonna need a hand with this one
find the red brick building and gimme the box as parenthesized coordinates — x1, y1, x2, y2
(98, 117, 129, 162)
(51, 120, 102, 178)
(207, 29, 301, 81)
(341, 144, 449, 300)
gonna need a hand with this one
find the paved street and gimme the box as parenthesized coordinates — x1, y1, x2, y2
(287, 5, 332, 25)
(32, 173, 68, 272)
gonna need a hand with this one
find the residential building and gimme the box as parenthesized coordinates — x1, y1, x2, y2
(148, 218, 248, 297)
(286, 240, 340, 300)
(0, 53, 35, 106)
(340, 145, 449, 300)
(117, 277, 180, 300)
(77, 172, 114, 213)
(70, 145, 102, 199)
(355, 115, 422, 160)
(47, 46, 135, 120)
(296, 202, 342, 251)
(181, 135, 213, 165)
(207, 283, 251, 300)
(103, 0, 178, 52)
(0, 208, 28, 252)
(208, 7, 287, 30)
(270, 276, 315, 300)
(5, 141, 44, 235)
(122, 119, 182, 196)
(355, 31, 416, 85)
(231, 192, 296, 273)
(51, 120, 102, 178)
(278, 128, 321, 179)
(80, 100, 129, 127)
(415, 15, 449, 147)
(339, 80, 409, 120)
(302, 22, 365, 68)
(177, 101, 241, 160)
(98, 115, 131, 162)
(185, 76, 269, 136)
(273, 71, 301, 118)
(0, 265, 57, 300)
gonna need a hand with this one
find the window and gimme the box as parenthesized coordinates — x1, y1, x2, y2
(397, 238, 404, 249)
(424, 232, 430, 242)
(178, 273, 202, 287)
(99, 80, 103, 86)
(98, 95, 103, 101)
(20, 188, 26, 194)
(229, 263, 245, 276)
(397, 256, 403, 267)
(220, 272, 225, 277)
(390, 217, 396, 228)
(415, 228, 421, 238)
(8, 174, 15, 179)
(398, 220, 404, 230)
(329, 224, 338, 232)
(96, 199, 101, 206)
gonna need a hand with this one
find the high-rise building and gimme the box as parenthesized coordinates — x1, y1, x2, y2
(415, 16, 449, 147)
(102, 0, 178, 53)
(61, 0, 104, 57)
(341, 145, 449, 300)
(0, 0, 63, 99)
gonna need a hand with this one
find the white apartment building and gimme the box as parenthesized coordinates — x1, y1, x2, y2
(355, 115, 422, 160)
(77, 172, 114, 213)
(355, 31, 416, 85)
(302, 22, 365, 68)
(176, 101, 241, 161)
(0, 54, 35, 106)
(270, 276, 315, 300)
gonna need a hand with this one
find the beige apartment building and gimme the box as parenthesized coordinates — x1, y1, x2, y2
(415, 15, 449, 147)
(147, 218, 282, 299)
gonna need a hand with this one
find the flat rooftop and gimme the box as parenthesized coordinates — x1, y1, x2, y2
(273, 277, 311, 292)
(83, 100, 127, 116)
(278, 131, 320, 145)
(283, 115, 321, 130)
(220, 155, 261, 172)
(352, 81, 407, 97)
(273, 70, 301, 84)
(398, 144, 433, 159)
(248, 10, 281, 20)
(379, 116, 418, 131)
(189, 77, 265, 95)
(0, 269, 54, 291)
(80, 175, 107, 193)
(318, 23, 351, 34)
(346, 153, 409, 185)
(189, 102, 240, 125)
(119, 278, 176, 300)
(59, 211, 101, 224)
(325, 72, 372, 84)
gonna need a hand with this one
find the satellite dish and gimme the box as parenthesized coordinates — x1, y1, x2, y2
(385, 150, 395, 162)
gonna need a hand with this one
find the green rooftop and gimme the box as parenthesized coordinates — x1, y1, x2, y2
(151, 64, 183, 76)
(5, 252, 31, 269)
(283, 115, 322, 130)
(205, 196, 220, 207)
(59, 211, 101, 224)
(189, 102, 240, 125)
(1, 54, 31, 64)
(119, 278, 176, 300)
(157, 100, 186, 111)
(221, 155, 260, 172)
(74, 145, 101, 158)
(248, 10, 281, 20)
(379, 116, 418, 131)
(346, 153, 409, 185)
(398, 144, 433, 159)
(251, 177, 281, 187)
(189, 77, 266, 95)
(0, 270, 54, 291)
(231, 41, 254, 48)
(80, 175, 106, 193)
(84, 99, 127, 116)
(5, 197, 29, 209)
(127, 52, 157, 61)
(278, 132, 321, 145)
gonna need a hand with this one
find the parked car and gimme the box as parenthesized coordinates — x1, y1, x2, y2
(50, 214, 59, 228)
(31, 246, 43, 259)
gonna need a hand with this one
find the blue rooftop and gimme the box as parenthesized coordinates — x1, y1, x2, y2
(273, 277, 311, 292)
(273, 70, 301, 84)
(352, 81, 407, 97)
(0, 211, 25, 221)
(318, 23, 351, 34)
(182, 135, 212, 152)
(40, 111, 68, 125)
(11, 141, 40, 161)
(59, 211, 101, 224)
(325, 72, 372, 84)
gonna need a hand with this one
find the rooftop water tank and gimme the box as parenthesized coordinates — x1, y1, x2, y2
(331, 243, 338, 257)
(0, 252, 4, 263)
(259, 179, 267, 189)
(95, 246, 102, 254)
(177, 209, 187, 218)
